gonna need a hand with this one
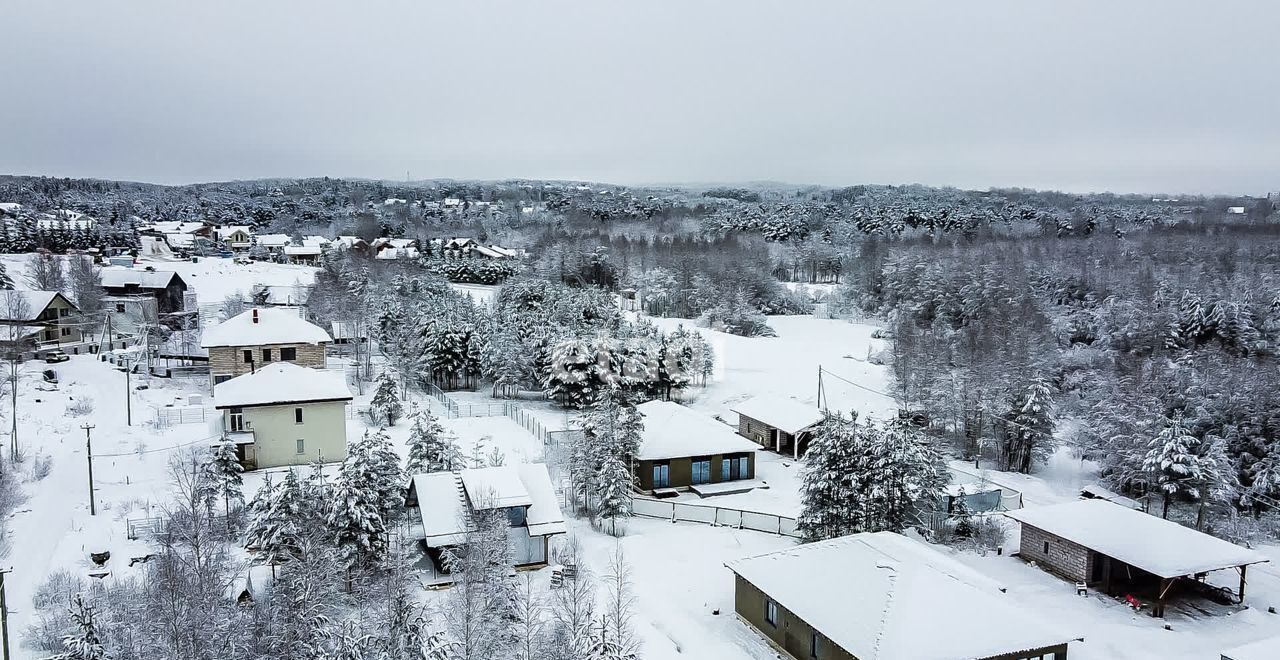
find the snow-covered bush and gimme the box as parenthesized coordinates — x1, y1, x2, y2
(65, 396, 94, 417)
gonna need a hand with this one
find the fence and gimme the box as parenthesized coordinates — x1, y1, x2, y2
(631, 496, 802, 538)
(153, 405, 216, 426)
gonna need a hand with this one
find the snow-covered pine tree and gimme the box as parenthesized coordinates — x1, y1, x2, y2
(244, 468, 310, 567)
(369, 373, 404, 426)
(0, 260, 12, 290)
(798, 415, 864, 541)
(350, 428, 406, 524)
(440, 506, 517, 660)
(998, 377, 1054, 474)
(202, 439, 245, 520)
(574, 389, 643, 524)
(871, 420, 949, 533)
(545, 337, 598, 409)
(404, 407, 462, 475)
(48, 593, 109, 660)
(1143, 412, 1202, 519)
(327, 449, 390, 577)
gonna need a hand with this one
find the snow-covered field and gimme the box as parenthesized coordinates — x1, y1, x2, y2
(7, 259, 1280, 659)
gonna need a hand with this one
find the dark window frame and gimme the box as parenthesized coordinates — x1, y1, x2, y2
(765, 599, 778, 627)
(280, 346, 297, 361)
(243, 350, 253, 363)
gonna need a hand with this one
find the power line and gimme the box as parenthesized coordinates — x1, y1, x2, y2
(91, 432, 223, 459)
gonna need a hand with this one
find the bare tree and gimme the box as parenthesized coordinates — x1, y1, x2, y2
(67, 254, 104, 318)
(25, 253, 65, 293)
(0, 291, 32, 466)
(601, 544, 640, 659)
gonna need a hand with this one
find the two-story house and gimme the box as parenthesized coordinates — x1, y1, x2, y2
(200, 307, 331, 388)
(100, 267, 191, 316)
(405, 463, 567, 577)
(212, 362, 352, 469)
(0, 290, 85, 359)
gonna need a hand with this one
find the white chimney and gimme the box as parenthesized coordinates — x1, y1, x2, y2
(251, 309, 259, 324)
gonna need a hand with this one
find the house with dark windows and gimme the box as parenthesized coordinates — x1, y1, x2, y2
(731, 394, 824, 458)
(100, 266, 191, 316)
(633, 400, 759, 495)
(212, 362, 352, 470)
(726, 532, 1076, 660)
(200, 307, 332, 388)
(405, 463, 567, 577)
(0, 290, 86, 358)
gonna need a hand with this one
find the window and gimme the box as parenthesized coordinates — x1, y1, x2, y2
(243, 350, 253, 363)
(214, 374, 233, 385)
(281, 346, 297, 361)
(507, 506, 527, 527)
(652, 463, 670, 489)
(58, 308, 69, 317)
(296, 439, 305, 454)
(44, 330, 55, 341)
(115, 303, 126, 313)
(722, 455, 750, 481)
(229, 408, 245, 432)
(294, 407, 303, 424)
(765, 599, 778, 627)
(810, 632, 820, 659)
(1043, 541, 1050, 555)
(691, 459, 711, 485)
(60, 327, 71, 337)
(261, 348, 273, 362)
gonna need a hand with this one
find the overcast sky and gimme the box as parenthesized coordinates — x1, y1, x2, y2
(3, 1, 1277, 195)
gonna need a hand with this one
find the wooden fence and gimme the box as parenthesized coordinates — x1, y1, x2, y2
(631, 496, 802, 538)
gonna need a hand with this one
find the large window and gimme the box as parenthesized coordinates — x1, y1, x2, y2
(507, 506, 527, 527)
(653, 463, 670, 489)
(691, 458, 711, 485)
(281, 346, 297, 361)
(765, 599, 778, 627)
(722, 455, 750, 481)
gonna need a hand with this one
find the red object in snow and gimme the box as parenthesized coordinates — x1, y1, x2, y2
(1125, 594, 1141, 609)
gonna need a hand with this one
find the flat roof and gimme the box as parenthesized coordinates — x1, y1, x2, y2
(1006, 499, 1268, 578)
(730, 394, 824, 435)
(1223, 634, 1280, 660)
(635, 401, 758, 461)
(726, 532, 1075, 660)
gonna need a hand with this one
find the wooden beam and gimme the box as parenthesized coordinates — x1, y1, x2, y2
(1239, 565, 1249, 603)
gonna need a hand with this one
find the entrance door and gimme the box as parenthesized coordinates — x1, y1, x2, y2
(653, 464, 670, 488)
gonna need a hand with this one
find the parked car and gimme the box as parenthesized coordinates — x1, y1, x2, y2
(42, 369, 58, 384)
(233, 256, 252, 265)
(44, 350, 70, 363)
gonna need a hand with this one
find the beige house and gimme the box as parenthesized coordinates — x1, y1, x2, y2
(213, 362, 352, 469)
(200, 307, 331, 388)
(0, 291, 86, 358)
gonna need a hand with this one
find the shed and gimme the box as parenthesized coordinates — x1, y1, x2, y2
(730, 394, 824, 458)
(635, 401, 759, 493)
(725, 532, 1076, 660)
(1006, 499, 1269, 616)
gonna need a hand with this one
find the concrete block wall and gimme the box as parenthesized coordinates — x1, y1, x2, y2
(1019, 523, 1093, 583)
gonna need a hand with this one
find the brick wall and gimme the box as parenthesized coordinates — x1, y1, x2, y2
(209, 342, 327, 386)
(1019, 523, 1094, 583)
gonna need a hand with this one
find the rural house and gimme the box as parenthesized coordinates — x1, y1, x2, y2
(200, 307, 331, 387)
(726, 532, 1076, 660)
(1006, 499, 1268, 617)
(213, 362, 352, 469)
(731, 394, 824, 458)
(634, 400, 759, 494)
(214, 225, 253, 250)
(405, 463, 566, 575)
(0, 290, 85, 358)
(100, 267, 191, 316)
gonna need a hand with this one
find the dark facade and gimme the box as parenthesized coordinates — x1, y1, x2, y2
(103, 274, 189, 315)
(737, 413, 811, 457)
(734, 575, 1070, 660)
(634, 451, 755, 491)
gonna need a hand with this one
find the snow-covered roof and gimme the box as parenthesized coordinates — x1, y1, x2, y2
(143, 221, 206, 235)
(301, 235, 330, 248)
(283, 246, 322, 256)
(1079, 484, 1142, 509)
(635, 401, 759, 461)
(164, 232, 196, 248)
(100, 267, 181, 290)
(1006, 499, 1268, 578)
(0, 202, 22, 213)
(730, 394, 824, 435)
(254, 284, 311, 306)
(408, 463, 566, 548)
(726, 532, 1075, 660)
(1223, 634, 1280, 660)
(200, 307, 332, 348)
(463, 465, 535, 510)
(471, 245, 505, 259)
(213, 362, 351, 409)
(374, 247, 419, 260)
(217, 225, 252, 239)
(256, 233, 292, 247)
(0, 291, 69, 321)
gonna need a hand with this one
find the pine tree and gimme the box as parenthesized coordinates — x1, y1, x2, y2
(49, 593, 109, 660)
(0, 261, 12, 290)
(1143, 412, 1201, 519)
(999, 378, 1054, 474)
(350, 428, 406, 524)
(573, 389, 643, 525)
(404, 407, 462, 475)
(369, 373, 404, 426)
(244, 469, 310, 567)
(797, 415, 865, 541)
(202, 440, 245, 520)
(328, 449, 389, 575)
(545, 338, 598, 409)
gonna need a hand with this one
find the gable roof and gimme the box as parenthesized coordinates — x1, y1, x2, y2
(635, 400, 758, 461)
(730, 394, 824, 435)
(0, 291, 76, 322)
(200, 307, 332, 348)
(408, 463, 566, 548)
(213, 362, 351, 408)
(726, 532, 1074, 660)
(1005, 499, 1268, 578)
(100, 267, 183, 290)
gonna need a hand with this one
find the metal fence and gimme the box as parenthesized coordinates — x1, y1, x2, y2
(153, 405, 216, 425)
(631, 496, 802, 538)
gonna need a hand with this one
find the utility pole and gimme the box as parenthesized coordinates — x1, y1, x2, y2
(0, 567, 10, 660)
(119, 360, 132, 426)
(82, 424, 96, 515)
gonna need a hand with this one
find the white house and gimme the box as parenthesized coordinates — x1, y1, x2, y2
(1227, 206, 1247, 214)
(213, 362, 352, 469)
(405, 463, 566, 574)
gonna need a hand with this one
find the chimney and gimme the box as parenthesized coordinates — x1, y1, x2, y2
(252, 309, 259, 324)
